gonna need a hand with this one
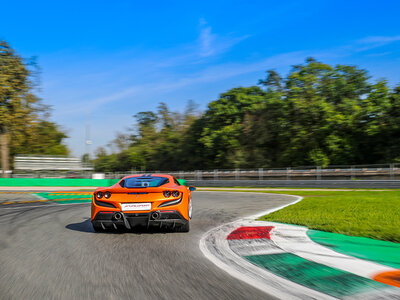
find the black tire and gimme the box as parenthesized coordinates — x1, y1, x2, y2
(176, 196, 191, 232)
(176, 220, 190, 232)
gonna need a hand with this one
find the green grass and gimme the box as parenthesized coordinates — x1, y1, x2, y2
(256, 190, 400, 242)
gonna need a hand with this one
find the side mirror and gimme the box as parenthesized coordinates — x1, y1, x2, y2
(189, 186, 196, 192)
(119, 180, 125, 188)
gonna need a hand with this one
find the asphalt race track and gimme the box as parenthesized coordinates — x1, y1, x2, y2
(0, 191, 293, 300)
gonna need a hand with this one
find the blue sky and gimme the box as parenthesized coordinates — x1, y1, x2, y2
(2, 0, 400, 157)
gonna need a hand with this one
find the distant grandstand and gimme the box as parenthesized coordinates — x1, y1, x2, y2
(14, 155, 93, 171)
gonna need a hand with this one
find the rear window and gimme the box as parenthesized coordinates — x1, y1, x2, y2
(122, 176, 169, 188)
(173, 177, 181, 185)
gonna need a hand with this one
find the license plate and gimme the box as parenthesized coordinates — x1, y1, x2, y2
(121, 203, 151, 211)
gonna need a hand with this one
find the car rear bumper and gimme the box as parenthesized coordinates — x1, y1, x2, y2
(91, 210, 187, 230)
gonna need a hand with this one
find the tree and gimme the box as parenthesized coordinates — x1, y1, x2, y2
(0, 41, 69, 175)
(0, 41, 36, 176)
(259, 70, 283, 93)
(94, 58, 400, 172)
(199, 86, 266, 168)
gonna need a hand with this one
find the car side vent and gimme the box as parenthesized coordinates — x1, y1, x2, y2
(95, 200, 116, 208)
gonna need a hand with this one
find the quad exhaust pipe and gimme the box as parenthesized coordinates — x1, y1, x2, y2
(111, 212, 131, 230)
(151, 211, 160, 220)
(114, 212, 123, 220)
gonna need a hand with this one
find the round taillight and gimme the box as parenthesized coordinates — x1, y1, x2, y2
(163, 190, 171, 198)
(96, 192, 103, 199)
(172, 190, 179, 198)
(104, 191, 111, 199)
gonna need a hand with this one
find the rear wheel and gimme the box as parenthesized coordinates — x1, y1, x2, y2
(176, 196, 191, 232)
(176, 220, 190, 232)
(188, 197, 192, 219)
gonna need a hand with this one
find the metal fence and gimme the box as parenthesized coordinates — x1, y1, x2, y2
(100, 163, 400, 181)
(10, 162, 400, 180)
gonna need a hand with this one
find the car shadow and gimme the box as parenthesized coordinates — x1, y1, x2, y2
(66, 218, 94, 233)
(66, 218, 176, 234)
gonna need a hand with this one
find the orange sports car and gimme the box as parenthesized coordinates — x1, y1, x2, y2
(91, 174, 195, 232)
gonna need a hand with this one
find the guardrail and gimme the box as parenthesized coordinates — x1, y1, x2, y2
(0, 178, 399, 189)
(102, 164, 400, 181)
(10, 163, 400, 181)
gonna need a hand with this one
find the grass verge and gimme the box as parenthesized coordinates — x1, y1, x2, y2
(257, 190, 400, 242)
(200, 188, 400, 242)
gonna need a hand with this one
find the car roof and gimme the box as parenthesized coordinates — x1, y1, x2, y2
(122, 174, 173, 180)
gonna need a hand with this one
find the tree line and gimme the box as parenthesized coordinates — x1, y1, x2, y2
(94, 57, 400, 172)
(0, 41, 68, 176)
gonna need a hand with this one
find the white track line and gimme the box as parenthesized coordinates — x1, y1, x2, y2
(228, 239, 285, 256)
(246, 194, 302, 219)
